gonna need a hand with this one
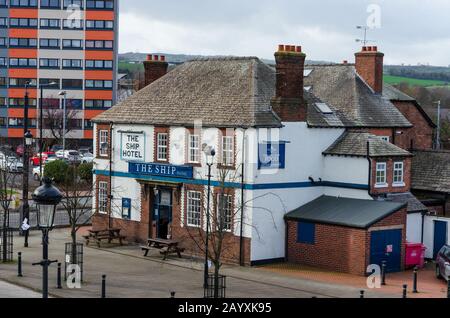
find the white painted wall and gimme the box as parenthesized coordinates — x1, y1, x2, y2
(323, 156, 368, 185)
(406, 213, 423, 244)
(423, 216, 450, 259)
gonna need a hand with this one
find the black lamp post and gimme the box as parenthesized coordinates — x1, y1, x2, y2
(32, 177, 62, 298)
(203, 146, 215, 289)
(21, 81, 31, 246)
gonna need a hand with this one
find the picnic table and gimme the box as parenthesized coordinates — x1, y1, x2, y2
(141, 238, 185, 260)
(83, 228, 126, 247)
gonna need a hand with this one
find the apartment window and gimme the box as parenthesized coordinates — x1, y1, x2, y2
(9, 18, 38, 28)
(39, 78, 61, 89)
(40, 58, 59, 69)
(86, 20, 114, 30)
(85, 80, 113, 89)
(40, 0, 61, 8)
(0, 0, 6, 7)
(39, 38, 59, 48)
(85, 99, 112, 108)
(62, 59, 82, 69)
(0, 17, 7, 28)
(9, 78, 37, 87)
(0, 57, 6, 67)
(86, 0, 114, 9)
(10, 0, 38, 7)
(85, 60, 113, 69)
(0, 77, 6, 87)
(66, 99, 82, 109)
(0, 38, 6, 47)
(98, 181, 108, 214)
(9, 58, 37, 68)
(0, 117, 6, 126)
(217, 193, 233, 232)
(99, 130, 109, 157)
(186, 191, 201, 227)
(85, 40, 113, 50)
(375, 162, 387, 186)
(63, 0, 83, 9)
(40, 18, 60, 29)
(222, 135, 234, 166)
(157, 133, 168, 161)
(62, 79, 83, 89)
(188, 134, 200, 163)
(393, 162, 404, 185)
(63, 19, 83, 30)
(9, 98, 37, 107)
(62, 39, 83, 49)
(10, 38, 37, 48)
(0, 97, 6, 107)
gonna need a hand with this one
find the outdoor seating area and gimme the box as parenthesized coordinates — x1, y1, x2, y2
(141, 238, 185, 260)
(83, 228, 127, 247)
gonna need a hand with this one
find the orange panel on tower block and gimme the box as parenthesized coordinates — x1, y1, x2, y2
(84, 90, 113, 100)
(9, 9, 38, 18)
(8, 108, 37, 118)
(9, 49, 38, 59)
(85, 70, 114, 80)
(9, 69, 38, 78)
(85, 50, 114, 60)
(85, 10, 115, 20)
(85, 31, 115, 41)
(9, 29, 38, 38)
(84, 109, 105, 119)
(9, 88, 37, 99)
(84, 130, 94, 139)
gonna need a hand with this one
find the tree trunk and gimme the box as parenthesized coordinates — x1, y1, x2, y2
(71, 224, 77, 265)
(2, 209, 7, 262)
(213, 262, 220, 298)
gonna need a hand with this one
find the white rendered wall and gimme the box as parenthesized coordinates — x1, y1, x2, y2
(423, 216, 450, 259)
(406, 213, 423, 244)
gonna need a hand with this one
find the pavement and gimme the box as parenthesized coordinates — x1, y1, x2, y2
(0, 281, 41, 298)
(0, 227, 445, 298)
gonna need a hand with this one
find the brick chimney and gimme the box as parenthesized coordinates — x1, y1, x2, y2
(355, 46, 384, 94)
(143, 54, 168, 86)
(271, 44, 307, 122)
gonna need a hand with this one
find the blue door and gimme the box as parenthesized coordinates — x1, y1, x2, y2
(433, 221, 448, 259)
(370, 229, 402, 273)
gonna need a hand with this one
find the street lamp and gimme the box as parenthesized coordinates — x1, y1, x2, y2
(58, 91, 67, 153)
(21, 81, 32, 247)
(32, 177, 62, 298)
(38, 81, 58, 186)
(203, 146, 215, 289)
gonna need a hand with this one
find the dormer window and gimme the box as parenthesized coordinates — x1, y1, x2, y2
(393, 162, 405, 186)
(375, 162, 387, 188)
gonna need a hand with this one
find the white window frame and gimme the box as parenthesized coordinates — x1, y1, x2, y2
(157, 133, 168, 161)
(98, 181, 108, 214)
(99, 130, 108, 157)
(188, 134, 200, 163)
(393, 161, 405, 186)
(186, 191, 201, 227)
(221, 135, 234, 166)
(375, 162, 388, 187)
(217, 193, 233, 232)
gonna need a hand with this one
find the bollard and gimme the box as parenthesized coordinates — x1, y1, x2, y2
(17, 252, 23, 277)
(360, 290, 364, 298)
(402, 284, 407, 298)
(57, 263, 62, 289)
(447, 277, 450, 299)
(101, 275, 106, 298)
(412, 266, 418, 293)
(381, 261, 387, 286)
(170, 291, 176, 298)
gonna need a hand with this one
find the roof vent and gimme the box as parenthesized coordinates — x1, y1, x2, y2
(304, 86, 312, 92)
(304, 69, 313, 77)
(315, 102, 333, 114)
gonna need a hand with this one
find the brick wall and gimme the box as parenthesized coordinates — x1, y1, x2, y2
(143, 56, 168, 87)
(392, 101, 434, 150)
(286, 208, 407, 276)
(370, 157, 411, 195)
(95, 123, 111, 159)
(355, 47, 384, 94)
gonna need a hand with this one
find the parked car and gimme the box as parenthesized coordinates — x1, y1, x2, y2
(51, 145, 64, 153)
(79, 147, 92, 155)
(32, 165, 44, 181)
(436, 245, 450, 281)
(80, 152, 94, 164)
(30, 152, 56, 166)
(55, 150, 65, 158)
(62, 150, 81, 164)
(0, 153, 23, 173)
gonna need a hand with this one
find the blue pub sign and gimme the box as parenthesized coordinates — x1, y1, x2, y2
(258, 142, 286, 169)
(128, 162, 194, 179)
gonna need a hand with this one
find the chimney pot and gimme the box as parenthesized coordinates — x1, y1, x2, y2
(160, 55, 166, 62)
(343, 60, 348, 64)
(296, 46, 302, 53)
(147, 54, 152, 61)
(372, 46, 377, 52)
(154, 55, 159, 61)
(290, 45, 296, 52)
(362, 46, 367, 52)
(278, 44, 285, 52)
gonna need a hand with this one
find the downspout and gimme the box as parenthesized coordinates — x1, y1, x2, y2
(392, 129, 396, 146)
(108, 122, 114, 229)
(239, 129, 247, 266)
(366, 140, 372, 196)
(421, 211, 426, 244)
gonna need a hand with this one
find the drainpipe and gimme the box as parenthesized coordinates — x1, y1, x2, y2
(366, 140, 372, 196)
(421, 211, 426, 244)
(108, 122, 114, 229)
(239, 129, 247, 266)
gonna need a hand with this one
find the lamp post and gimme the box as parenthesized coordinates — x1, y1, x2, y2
(38, 82, 58, 186)
(21, 81, 31, 246)
(58, 91, 67, 153)
(203, 146, 215, 289)
(32, 177, 62, 298)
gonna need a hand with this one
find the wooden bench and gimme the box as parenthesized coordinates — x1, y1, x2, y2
(141, 238, 185, 260)
(84, 228, 126, 247)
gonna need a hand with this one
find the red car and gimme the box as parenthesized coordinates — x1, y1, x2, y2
(30, 152, 56, 166)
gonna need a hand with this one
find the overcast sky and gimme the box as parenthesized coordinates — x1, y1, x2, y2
(119, 0, 450, 66)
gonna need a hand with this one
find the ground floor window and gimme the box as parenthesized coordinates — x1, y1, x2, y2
(187, 190, 202, 227)
(98, 181, 108, 214)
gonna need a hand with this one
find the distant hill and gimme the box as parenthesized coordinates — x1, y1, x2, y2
(384, 65, 450, 86)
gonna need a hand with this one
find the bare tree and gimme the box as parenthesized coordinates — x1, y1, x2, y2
(44, 107, 80, 145)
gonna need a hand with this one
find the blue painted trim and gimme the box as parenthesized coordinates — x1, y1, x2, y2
(93, 170, 369, 191)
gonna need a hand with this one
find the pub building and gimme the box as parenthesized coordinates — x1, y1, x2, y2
(92, 45, 435, 273)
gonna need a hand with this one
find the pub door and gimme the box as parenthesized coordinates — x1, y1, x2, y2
(152, 189, 173, 239)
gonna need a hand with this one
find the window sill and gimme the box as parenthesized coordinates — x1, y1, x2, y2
(374, 183, 388, 189)
(393, 182, 406, 188)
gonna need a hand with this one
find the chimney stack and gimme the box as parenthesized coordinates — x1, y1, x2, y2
(271, 44, 307, 122)
(143, 54, 169, 86)
(355, 46, 384, 94)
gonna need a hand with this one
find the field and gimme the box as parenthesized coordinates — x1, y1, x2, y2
(383, 75, 450, 87)
(118, 61, 144, 74)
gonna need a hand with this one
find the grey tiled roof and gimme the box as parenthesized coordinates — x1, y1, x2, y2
(285, 195, 406, 229)
(94, 57, 282, 128)
(383, 84, 415, 101)
(411, 150, 450, 193)
(323, 131, 412, 157)
(384, 192, 428, 213)
(304, 65, 412, 128)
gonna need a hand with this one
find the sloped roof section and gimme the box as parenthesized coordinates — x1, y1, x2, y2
(305, 65, 412, 128)
(383, 84, 415, 101)
(411, 150, 450, 193)
(94, 57, 281, 128)
(285, 195, 406, 229)
(323, 131, 411, 157)
(384, 192, 428, 213)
